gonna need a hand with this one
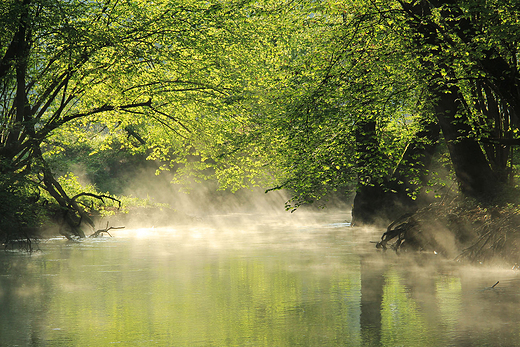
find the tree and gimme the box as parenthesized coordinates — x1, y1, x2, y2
(196, 1, 439, 221)
(192, 0, 520, 225)
(3, 0, 519, 238)
(396, 0, 519, 200)
(0, 0, 281, 239)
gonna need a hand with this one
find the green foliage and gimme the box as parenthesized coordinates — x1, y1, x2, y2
(1, 0, 296, 234)
(209, 0, 520, 207)
(41, 171, 164, 217)
(180, 0, 436, 209)
(45, 137, 151, 195)
(0, 169, 46, 242)
(2, 0, 520, 235)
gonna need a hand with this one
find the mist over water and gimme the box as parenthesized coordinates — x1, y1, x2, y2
(2, 162, 519, 345)
(90, 159, 352, 227)
(2, 207, 520, 346)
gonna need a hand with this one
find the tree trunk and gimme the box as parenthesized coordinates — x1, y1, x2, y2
(352, 115, 439, 226)
(352, 116, 390, 226)
(398, 0, 501, 202)
(432, 84, 498, 200)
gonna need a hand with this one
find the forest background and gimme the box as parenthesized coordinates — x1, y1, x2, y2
(1, 0, 520, 260)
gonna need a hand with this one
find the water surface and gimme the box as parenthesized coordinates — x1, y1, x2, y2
(1, 213, 519, 346)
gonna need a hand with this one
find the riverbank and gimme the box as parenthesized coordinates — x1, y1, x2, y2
(376, 199, 520, 266)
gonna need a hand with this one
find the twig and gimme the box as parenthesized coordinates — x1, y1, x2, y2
(89, 222, 125, 238)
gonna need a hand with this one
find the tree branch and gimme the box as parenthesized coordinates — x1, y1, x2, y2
(71, 192, 122, 209)
(36, 99, 153, 140)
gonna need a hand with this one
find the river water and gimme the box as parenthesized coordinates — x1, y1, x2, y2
(1, 212, 520, 346)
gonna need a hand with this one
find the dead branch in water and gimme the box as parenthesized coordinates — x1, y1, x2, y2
(89, 222, 124, 238)
(376, 212, 416, 251)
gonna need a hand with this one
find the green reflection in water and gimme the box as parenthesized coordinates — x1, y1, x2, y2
(2, 236, 364, 346)
(3, 229, 520, 347)
(435, 275, 462, 338)
(380, 268, 433, 347)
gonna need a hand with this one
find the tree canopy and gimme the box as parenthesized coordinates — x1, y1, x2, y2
(1, 0, 520, 240)
(192, 0, 520, 223)
(1, 0, 297, 238)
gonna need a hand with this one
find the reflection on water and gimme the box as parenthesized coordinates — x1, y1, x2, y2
(1, 213, 520, 346)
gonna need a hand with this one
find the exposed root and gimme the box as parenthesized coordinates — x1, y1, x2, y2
(3, 237, 38, 252)
(2, 227, 39, 252)
(376, 212, 416, 251)
(376, 201, 518, 261)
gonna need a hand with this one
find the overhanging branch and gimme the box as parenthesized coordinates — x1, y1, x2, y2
(36, 99, 153, 140)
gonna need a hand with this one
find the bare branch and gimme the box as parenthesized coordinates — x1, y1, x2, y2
(71, 192, 122, 209)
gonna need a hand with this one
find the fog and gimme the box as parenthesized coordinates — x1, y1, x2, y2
(91, 162, 355, 230)
(5, 162, 520, 346)
(5, 209, 520, 346)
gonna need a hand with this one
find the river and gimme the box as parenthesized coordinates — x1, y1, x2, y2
(1, 212, 519, 346)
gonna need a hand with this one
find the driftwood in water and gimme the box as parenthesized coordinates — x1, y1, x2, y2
(89, 222, 124, 238)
